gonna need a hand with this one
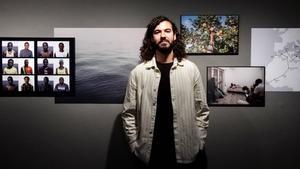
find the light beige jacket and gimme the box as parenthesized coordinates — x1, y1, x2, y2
(122, 56, 209, 164)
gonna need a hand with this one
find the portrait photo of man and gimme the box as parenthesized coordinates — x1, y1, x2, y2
(55, 59, 68, 75)
(21, 76, 34, 92)
(38, 42, 53, 58)
(54, 42, 69, 57)
(3, 76, 18, 92)
(19, 42, 33, 58)
(3, 59, 18, 74)
(38, 58, 53, 75)
(2, 42, 18, 57)
(20, 59, 33, 75)
(38, 76, 53, 93)
(54, 77, 69, 92)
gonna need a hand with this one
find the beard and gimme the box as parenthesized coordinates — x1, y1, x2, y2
(155, 39, 175, 55)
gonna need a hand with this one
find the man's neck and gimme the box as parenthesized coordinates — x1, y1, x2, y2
(155, 50, 174, 63)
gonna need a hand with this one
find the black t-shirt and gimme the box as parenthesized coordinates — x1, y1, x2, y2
(150, 62, 176, 167)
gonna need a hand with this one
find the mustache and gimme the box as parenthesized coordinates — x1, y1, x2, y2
(158, 39, 170, 44)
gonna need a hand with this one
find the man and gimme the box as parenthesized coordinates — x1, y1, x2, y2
(247, 78, 265, 106)
(54, 77, 69, 92)
(3, 59, 18, 74)
(39, 76, 53, 92)
(54, 42, 69, 57)
(21, 76, 33, 92)
(20, 42, 33, 57)
(38, 58, 53, 75)
(3, 42, 17, 57)
(21, 59, 33, 74)
(56, 59, 68, 74)
(122, 16, 209, 168)
(39, 42, 53, 57)
(4, 76, 17, 92)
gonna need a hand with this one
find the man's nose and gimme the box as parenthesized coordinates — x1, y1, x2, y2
(161, 31, 166, 38)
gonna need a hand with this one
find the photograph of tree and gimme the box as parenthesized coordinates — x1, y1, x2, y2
(181, 15, 239, 54)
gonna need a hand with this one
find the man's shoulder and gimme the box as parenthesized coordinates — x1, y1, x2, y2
(131, 61, 148, 72)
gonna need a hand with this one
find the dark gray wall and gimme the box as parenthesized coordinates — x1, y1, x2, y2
(0, 0, 299, 169)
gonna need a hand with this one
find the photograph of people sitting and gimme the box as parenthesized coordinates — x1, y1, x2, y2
(237, 78, 265, 106)
(207, 77, 226, 103)
(207, 67, 265, 106)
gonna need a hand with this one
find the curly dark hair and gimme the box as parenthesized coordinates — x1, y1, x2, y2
(140, 16, 187, 62)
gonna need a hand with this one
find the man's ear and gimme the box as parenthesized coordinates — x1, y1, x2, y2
(174, 33, 177, 41)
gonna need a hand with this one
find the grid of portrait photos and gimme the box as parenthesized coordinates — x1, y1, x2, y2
(0, 37, 75, 96)
(207, 66, 265, 107)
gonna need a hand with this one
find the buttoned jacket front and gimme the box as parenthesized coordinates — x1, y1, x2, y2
(122, 56, 209, 164)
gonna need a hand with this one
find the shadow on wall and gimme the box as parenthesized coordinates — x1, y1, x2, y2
(105, 113, 146, 169)
(105, 113, 208, 169)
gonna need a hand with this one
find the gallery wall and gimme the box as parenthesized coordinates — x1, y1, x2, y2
(0, 0, 299, 169)
(223, 68, 264, 88)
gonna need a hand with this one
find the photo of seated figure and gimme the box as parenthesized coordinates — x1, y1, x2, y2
(56, 59, 68, 75)
(20, 59, 33, 75)
(38, 76, 53, 93)
(38, 42, 53, 57)
(207, 66, 265, 106)
(54, 42, 69, 57)
(2, 42, 18, 57)
(54, 77, 69, 92)
(3, 59, 18, 74)
(207, 77, 226, 103)
(19, 42, 33, 57)
(3, 76, 18, 92)
(38, 58, 53, 75)
(237, 78, 265, 106)
(21, 76, 34, 92)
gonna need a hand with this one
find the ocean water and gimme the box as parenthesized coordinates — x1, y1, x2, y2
(56, 52, 139, 103)
(54, 28, 145, 103)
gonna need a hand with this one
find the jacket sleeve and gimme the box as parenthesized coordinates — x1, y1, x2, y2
(121, 70, 138, 153)
(193, 65, 209, 149)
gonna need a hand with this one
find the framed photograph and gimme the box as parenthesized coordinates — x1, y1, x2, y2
(54, 28, 146, 103)
(181, 15, 239, 55)
(0, 37, 75, 97)
(207, 66, 265, 107)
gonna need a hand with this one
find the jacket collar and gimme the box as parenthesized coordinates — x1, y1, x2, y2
(144, 56, 184, 70)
